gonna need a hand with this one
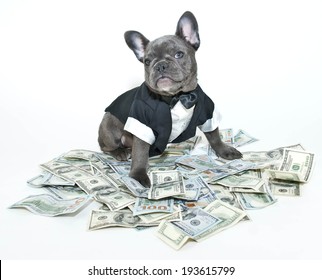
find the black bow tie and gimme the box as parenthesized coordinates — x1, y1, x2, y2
(169, 91, 198, 109)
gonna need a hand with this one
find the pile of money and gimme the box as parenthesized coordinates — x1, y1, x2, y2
(9, 130, 315, 250)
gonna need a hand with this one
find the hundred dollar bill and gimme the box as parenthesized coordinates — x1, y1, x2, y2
(210, 185, 250, 220)
(285, 143, 305, 151)
(150, 170, 185, 186)
(88, 209, 156, 230)
(75, 176, 118, 195)
(148, 170, 185, 199)
(98, 172, 123, 188)
(176, 155, 218, 170)
(229, 184, 267, 194)
(173, 176, 203, 200)
(90, 160, 114, 175)
(120, 176, 149, 198)
(194, 200, 247, 241)
(135, 209, 183, 231)
(235, 184, 277, 209)
(165, 136, 201, 155)
(94, 191, 136, 211)
(219, 128, 234, 145)
(265, 144, 306, 171)
(236, 169, 263, 179)
(211, 184, 241, 206)
(27, 172, 75, 187)
(266, 149, 315, 183)
(46, 185, 88, 199)
(9, 194, 91, 216)
(150, 207, 182, 223)
(40, 160, 92, 183)
(215, 175, 266, 192)
(94, 152, 119, 164)
(51, 156, 94, 171)
(148, 166, 176, 173)
(226, 159, 256, 172)
(197, 177, 215, 198)
(241, 151, 280, 169)
(205, 159, 255, 184)
(172, 207, 222, 237)
(268, 179, 301, 196)
(110, 163, 131, 175)
(182, 192, 216, 208)
(63, 149, 97, 161)
(234, 129, 258, 147)
(149, 155, 182, 167)
(40, 160, 74, 182)
(129, 205, 181, 223)
(67, 161, 94, 175)
(155, 220, 190, 250)
(241, 144, 305, 170)
(197, 168, 227, 182)
(132, 198, 174, 216)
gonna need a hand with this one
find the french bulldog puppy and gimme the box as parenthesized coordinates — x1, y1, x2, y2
(98, 11, 242, 187)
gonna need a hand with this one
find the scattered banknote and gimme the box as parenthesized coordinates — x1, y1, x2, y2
(195, 200, 247, 241)
(235, 184, 277, 210)
(219, 128, 234, 145)
(172, 207, 222, 237)
(155, 220, 191, 250)
(27, 172, 75, 187)
(268, 179, 301, 196)
(75, 176, 118, 195)
(234, 129, 259, 147)
(165, 136, 201, 155)
(88, 209, 157, 231)
(241, 151, 280, 167)
(94, 190, 136, 211)
(176, 154, 218, 170)
(215, 175, 266, 193)
(148, 170, 186, 199)
(9, 194, 91, 216)
(40, 160, 92, 183)
(129, 204, 181, 223)
(120, 176, 149, 198)
(209, 184, 251, 221)
(155, 200, 247, 249)
(63, 149, 97, 161)
(46, 185, 88, 199)
(266, 149, 315, 183)
(173, 176, 203, 200)
(132, 198, 174, 216)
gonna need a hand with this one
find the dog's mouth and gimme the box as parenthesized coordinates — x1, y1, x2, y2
(157, 76, 173, 85)
(156, 75, 182, 90)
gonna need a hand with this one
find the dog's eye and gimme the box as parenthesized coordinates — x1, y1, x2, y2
(175, 51, 184, 59)
(144, 59, 151, 66)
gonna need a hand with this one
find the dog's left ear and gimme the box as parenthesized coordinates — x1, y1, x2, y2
(175, 11, 200, 51)
(124, 31, 150, 63)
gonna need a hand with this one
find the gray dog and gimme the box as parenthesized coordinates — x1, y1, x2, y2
(98, 11, 242, 187)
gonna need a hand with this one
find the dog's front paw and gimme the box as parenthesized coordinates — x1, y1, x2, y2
(129, 170, 151, 188)
(213, 143, 243, 160)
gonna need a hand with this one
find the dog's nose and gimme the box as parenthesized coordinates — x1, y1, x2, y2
(155, 61, 169, 73)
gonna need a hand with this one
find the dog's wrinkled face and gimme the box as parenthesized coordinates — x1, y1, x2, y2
(143, 35, 197, 96)
(125, 11, 200, 96)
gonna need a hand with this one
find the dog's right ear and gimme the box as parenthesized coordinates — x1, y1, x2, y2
(124, 31, 150, 63)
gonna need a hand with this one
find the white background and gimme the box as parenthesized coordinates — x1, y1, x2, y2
(1, 0, 322, 263)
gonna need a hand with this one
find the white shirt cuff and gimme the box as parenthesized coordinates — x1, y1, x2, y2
(124, 117, 156, 145)
(198, 108, 222, 132)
